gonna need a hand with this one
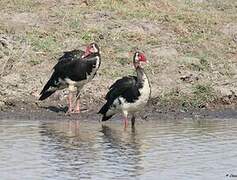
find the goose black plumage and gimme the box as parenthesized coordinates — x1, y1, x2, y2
(57, 45, 97, 65)
(58, 49, 85, 62)
(98, 52, 151, 127)
(39, 43, 101, 113)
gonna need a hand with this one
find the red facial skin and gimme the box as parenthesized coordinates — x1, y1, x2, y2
(82, 46, 92, 58)
(138, 53, 147, 63)
(133, 53, 147, 68)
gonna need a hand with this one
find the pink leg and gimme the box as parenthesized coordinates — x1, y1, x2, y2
(123, 117, 128, 129)
(73, 98, 81, 113)
(122, 111, 129, 128)
(66, 92, 73, 114)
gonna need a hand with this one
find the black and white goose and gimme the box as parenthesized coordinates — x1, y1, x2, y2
(39, 43, 101, 113)
(98, 52, 151, 127)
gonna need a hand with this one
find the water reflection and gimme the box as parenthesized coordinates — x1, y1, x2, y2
(39, 121, 144, 179)
(0, 118, 237, 179)
(100, 125, 144, 178)
(40, 120, 99, 179)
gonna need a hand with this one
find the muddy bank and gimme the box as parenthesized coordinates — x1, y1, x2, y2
(1, 97, 237, 121)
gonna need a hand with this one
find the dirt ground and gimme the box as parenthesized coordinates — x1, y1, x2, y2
(0, 0, 237, 118)
(1, 98, 237, 122)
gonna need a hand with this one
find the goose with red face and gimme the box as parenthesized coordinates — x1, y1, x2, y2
(98, 52, 151, 128)
(39, 43, 101, 114)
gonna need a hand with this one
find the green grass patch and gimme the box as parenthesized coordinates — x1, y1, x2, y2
(191, 84, 216, 107)
(27, 32, 59, 52)
(28, 59, 42, 66)
(160, 84, 217, 110)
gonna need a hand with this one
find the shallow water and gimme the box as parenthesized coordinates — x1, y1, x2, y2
(0, 118, 237, 180)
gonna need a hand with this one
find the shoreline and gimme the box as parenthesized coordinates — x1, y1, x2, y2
(1, 98, 237, 121)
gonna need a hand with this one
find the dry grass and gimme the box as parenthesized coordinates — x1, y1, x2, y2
(0, 0, 236, 108)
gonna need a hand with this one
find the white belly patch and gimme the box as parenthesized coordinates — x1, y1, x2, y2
(110, 75, 150, 114)
(65, 78, 86, 92)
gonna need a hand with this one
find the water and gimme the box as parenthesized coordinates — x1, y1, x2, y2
(0, 118, 237, 180)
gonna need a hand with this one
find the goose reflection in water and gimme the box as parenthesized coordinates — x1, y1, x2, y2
(99, 124, 144, 177)
(39, 120, 144, 179)
(39, 120, 100, 179)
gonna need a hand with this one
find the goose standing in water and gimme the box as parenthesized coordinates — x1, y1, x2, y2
(98, 52, 151, 128)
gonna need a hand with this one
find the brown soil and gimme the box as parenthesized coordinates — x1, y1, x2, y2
(0, 0, 237, 118)
(1, 97, 237, 122)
